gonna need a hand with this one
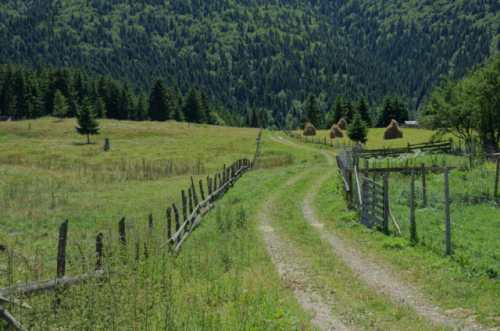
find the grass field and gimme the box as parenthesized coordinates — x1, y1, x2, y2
(1, 120, 499, 330)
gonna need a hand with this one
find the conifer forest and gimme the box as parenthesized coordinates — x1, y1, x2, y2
(0, 0, 499, 128)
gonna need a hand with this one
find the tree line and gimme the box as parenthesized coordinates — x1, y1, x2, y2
(0, 63, 241, 126)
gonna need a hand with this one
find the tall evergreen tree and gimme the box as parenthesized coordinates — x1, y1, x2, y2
(199, 90, 211, 124)
(305, 92, 321, 129)
(75, 97, 100, 144)
(347, 113, 369, 145)
(53, 89, 68, 119)
(148, 78, 170, 121)
(332, 95, 345, 124)
(250, 103, 259, 128)
(135, 90, 148, 121)
(376, 96, 395, 127)
(120, 80, 135, 120)
(356, 94, 372, 127)
(183, 87, 202, 123)
(343, 96, 356, 123)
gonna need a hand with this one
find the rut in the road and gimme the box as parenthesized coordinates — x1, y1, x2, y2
(259, 206, 349, 331)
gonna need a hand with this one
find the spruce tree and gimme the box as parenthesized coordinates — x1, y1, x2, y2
(332, 95, 345, 124)
(148, 78, 170, 121)
(250, 103, 259, 128)
(325, 108, 336, 129)
(94, 97, 106, 119)
(183, 87, 202, 123)
(53, 89, 68, 120)
(120, 80, 134, 120)
(347, 113, 369, 145)
(135, 91, 148, 121)
(356, 94, 372, 127)
(75, 97, 100, 144)
(376, 96, 394, 127)
(199, 90, 211, 124)
(306, 92, 321, 129)
(343, 96, 356, 122)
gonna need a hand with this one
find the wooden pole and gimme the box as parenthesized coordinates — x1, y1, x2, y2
(495, 158, 500, 199)
(422, 163, 427, 207)
(173, 203, 180, 244)
(148, 213, 153, 230)
(182, 190, 187, 231)
(119, 217, 126, 244)
(410, 171, 416, 242)
(199, 179, 205, 201)
(166, 207, 172, 240)
(57, 219, 69, 278)
(444, 169, 451, 255)
(96, 233, 103, 270)
(383, 174, 389, 234)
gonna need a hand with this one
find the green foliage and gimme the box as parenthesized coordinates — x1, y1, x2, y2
(52, 89, 68, 118)
(383, 237, 408, 250)
(148, 78, 171, 122)
(376, 95, 409, 127)
(306, 93, 321, 129)
(75, 97, 100, 143)
(356, 95, 371, 127)
(347, 113, 369, 144)
(332, 96, 345, 126)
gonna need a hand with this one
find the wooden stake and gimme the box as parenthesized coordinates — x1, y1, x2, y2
(57, 219, 69, 278)
(119, 217, 126, 245)
(444, 169, 451, 255)
(167, 207, 172, 240)
(96, 233, 103, 270)
(148, 213, 153, 230)
(495, 158, 500, 199)
(383, 174, 389, 234)
(422, 163, 427, 207)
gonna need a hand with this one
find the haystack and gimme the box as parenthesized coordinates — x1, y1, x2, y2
(329, 124, 344, 139)
(383, 119, 403, 139)
(337, 118, 347, 130)
(303, 122, 317, 136)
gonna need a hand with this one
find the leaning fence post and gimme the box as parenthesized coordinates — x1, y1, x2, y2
(383, 174, 389, 234)
(191, 177, 199, 209)
(495, 158, 500, 199)
(188, 188, 193, 216)
(199, 179, 205, 202)
(96, 233, 103, 270)
(182, 190, 187, 228)
(410, 170, 418, 243)
(422, 163, 427, 207)
(444, 169, 451, 255)
(119, 217, 126, 245)
(57, 219, 69, 278)
(173, 203, 180, 243)
(167, 207, 172, 240)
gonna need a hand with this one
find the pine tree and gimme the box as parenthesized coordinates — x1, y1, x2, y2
(75, 97, 100, 144)
(94, 97, 106, 119)
(148, 78, 170, 121)
(135, 91, 148, 121)
(325, 108, 336, 129)
(260, 110, 268, 129)
(183, 87, 202, 123)
(393, 95, 409, 123)
(343, 96, 356, 123)
(199, 90, 211, 124)
(347, 113, 369, 145)
(120, 80, 135, 120)
(53, 89, 68, 120)
(376, 96, 394, 127)
(356, 94, 372, 127)
(306, 92, 321, 129)
(332, 95, 345, 124)
(250, 103, 259, 128)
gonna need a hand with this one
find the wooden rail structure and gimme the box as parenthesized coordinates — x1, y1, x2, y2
(0, 128, 264, 330)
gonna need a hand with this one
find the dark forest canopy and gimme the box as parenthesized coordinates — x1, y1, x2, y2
(0, 0, 498, 128)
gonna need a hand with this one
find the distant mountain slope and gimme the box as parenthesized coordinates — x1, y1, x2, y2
(0, 0, 498, 127)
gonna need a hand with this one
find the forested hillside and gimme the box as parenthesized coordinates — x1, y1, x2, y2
(0, 0, 498, 128)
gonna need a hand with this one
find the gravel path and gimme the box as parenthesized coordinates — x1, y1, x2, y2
(259, 206, 350, 331)
(274, 133, 484, 330)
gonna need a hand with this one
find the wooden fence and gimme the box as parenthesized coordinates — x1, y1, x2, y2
(355, 166, 389, 233)
(0, 128, 264, 330)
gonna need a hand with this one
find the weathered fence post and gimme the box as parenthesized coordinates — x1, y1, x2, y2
(182, 190, 187, 230)
(119, 217, 126, 244)
(191, 177, 199, 209)
(57, 219, 69, 278)
(495, 158, 500, 199)
(383, 174, 389, 234)
(444, 169, 451, 255)
(410, 171, 417, 243)
(96, 233, 103, 270)
(188, 188, 193, 216)
(0, 305, 28, 331)
(173, 203, 180, 244)
(199, 179, 205, 201)
(422, 163, 427, 207)
(223, 164, 226, 183)
(167, 207, 172, 240)
(148, 213, 153, 230)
